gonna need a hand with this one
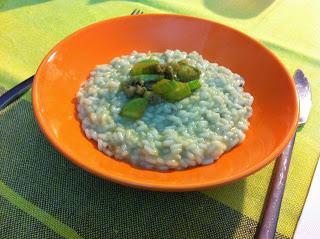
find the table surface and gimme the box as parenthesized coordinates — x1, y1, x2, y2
(0, 1, 319, 238)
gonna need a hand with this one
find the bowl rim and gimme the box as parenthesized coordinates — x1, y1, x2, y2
(32, 13, 299, 191)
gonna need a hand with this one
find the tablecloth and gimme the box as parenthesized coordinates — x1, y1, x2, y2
(0, 0, 319, 238)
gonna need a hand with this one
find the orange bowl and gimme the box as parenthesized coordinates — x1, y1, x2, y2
(32, 14, 298, 191)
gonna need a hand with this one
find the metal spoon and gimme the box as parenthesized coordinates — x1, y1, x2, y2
(257, 69, 312, 239)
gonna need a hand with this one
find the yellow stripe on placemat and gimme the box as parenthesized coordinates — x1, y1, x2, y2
(0, 181, 82, 239)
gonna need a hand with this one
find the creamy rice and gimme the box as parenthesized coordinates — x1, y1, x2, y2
(77, 50, 253, 170)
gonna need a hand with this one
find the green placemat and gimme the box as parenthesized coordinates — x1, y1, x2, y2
(1, 1, 319, 238)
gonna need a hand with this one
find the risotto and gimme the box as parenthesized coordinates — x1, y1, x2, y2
(76, 50, 253, 170)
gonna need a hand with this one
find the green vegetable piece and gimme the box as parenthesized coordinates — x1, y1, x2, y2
(175, 61, 200, 82)
(155, 64, 166, 74)
(120, 98, 148, 120)
(178, 59, 188, 64)
(132, 74, 164, 82)
(164, 65, 176, 80)
(143, 90, 153, 99)
(152, 79, 177, 95)
(152, 80, 192, 102)
(138, 59, 158, 64)
(162, 81, 192, 102)
(135, 85, 146, 96)
(123, 85, 136, 97)
(130, 59, 160, 76)
(188, 80, 201, 91)
(143, 90, 158, 103)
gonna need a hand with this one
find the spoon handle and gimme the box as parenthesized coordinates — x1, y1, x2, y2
(0, 75, 34, 110)
(256, 133, 297, 239)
